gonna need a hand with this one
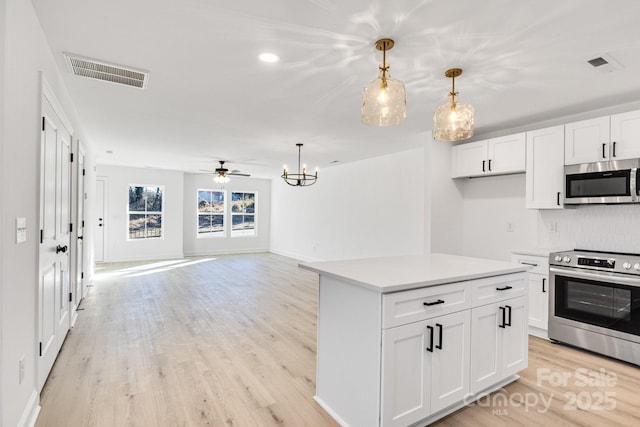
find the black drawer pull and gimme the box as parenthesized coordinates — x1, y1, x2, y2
(436, 323, 443, 350)
(426, 325, 434, 352)
(423, 299, 445, 307)
(521, 262, 538, 267)
(496, 286, 513, 291)
(499, 306, 506, 328)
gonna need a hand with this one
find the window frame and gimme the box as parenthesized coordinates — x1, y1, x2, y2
(230, 191, 257, 238)
(196, 188, 226, 238)
(127, 184, 165, 241)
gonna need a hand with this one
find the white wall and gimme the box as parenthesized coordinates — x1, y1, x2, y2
(183, 174, 271, 256)
(0, 0, 6, 420)
(270, 148, 425, 262)
(96, 165, 184, 262)
(2, 0, 94, 425)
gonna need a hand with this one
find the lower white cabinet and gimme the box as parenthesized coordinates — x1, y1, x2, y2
(511, 253, 550, 337)
(381, 310, 470, 427)
(470, 296, 528, 394)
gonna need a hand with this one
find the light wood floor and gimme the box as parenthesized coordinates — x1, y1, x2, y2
(36, 253, 640, 427)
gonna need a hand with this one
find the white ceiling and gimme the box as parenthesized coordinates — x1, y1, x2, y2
(31, 0, 640, 178)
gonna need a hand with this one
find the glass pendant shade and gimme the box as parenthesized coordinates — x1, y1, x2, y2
(433, 93, 474, 141)
(362, 68, 407, 126)
(214, 174, 230, 184)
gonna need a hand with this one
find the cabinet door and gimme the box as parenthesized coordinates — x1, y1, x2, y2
(501, 296, 529, 377)
(525, 125, 565, 209)
(564, 116, 610, 165)
(610, 110, 640, 160)
(451, 140, 487, 178)
(527, 273, 548, 331)
(469, 303, 501, 394)
(430, 310, 471, 414)
(487, 133, 526, 175)
(381, 321, 431, 427)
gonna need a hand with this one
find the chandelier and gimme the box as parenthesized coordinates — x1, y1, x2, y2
(361, 38, 407, 126)
(433, 68, 474, 141)
(281, 144, 317, 187)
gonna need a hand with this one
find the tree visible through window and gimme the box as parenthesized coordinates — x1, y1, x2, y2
(198, 189, 225, 236)
(128, 185, 163, 239)
(231, 192, 256, 237)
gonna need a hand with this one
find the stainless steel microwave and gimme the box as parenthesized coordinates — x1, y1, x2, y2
(564, 159, 640, 204)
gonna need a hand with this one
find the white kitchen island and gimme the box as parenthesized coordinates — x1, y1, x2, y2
(300, 253, 530, 427)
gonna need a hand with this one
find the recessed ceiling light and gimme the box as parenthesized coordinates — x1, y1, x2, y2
(106, 150, 113, 154)
(259, 52, 279, 63)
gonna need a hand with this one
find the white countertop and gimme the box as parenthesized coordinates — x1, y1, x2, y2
(511, 247, 571, 257)
(299, 253, 530, 293)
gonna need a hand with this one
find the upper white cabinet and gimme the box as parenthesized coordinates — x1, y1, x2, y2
(565, 110, 640, 165)
(525, 125, 565, 209)
(451, 133, 526, 178)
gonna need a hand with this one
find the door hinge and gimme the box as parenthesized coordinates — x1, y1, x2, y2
(40, 229, 44, 244)
(82, 168, 86, 176)
(42, 117, 45, 131)
(70, 152, 74, 162)
(69, 292, 73, 302)
(39, 342, 42, 357)
(70, 223, 73, 233)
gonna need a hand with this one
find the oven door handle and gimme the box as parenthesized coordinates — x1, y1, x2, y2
(550, 266, 640, 287)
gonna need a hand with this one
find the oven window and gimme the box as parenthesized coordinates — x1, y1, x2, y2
(555, 275, 639, 336)
(566, 170, 630, 198)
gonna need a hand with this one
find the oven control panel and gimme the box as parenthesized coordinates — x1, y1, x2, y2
(550, 250, 640, 276)
(577, 257, 615, 269)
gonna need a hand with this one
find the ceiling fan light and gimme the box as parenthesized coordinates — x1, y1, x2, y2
(214, 174, 230, 184)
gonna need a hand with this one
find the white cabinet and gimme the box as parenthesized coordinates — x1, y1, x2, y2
(381, 310, 470, 427)
(470, 295, 528, 395)
(511, 253, 550, 338)
(525, 125, 565, 209)
(451, 133, 526, 178)
(565, 110, 640, 165)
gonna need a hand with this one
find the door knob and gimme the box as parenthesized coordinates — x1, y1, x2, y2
(56, 245, 68, 254)
(78, 236, 83, 240)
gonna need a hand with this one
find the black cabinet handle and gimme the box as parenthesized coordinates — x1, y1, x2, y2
(613, 141, 617, 157)
(602, 143, 606, 159)
(505, 305, 512, 327)
(542, 278, 546, 293)
(488, 159, 492, 171)
(482, 160, 486, 172)
(423, 299, 445, 307)
(499, 306, 506, 328)
(56, 245, 68, 254)
(557, 192, 561, 206)
(436, 323, 443, 350)
(426, 325, 434, 352)
(496, 285, 513, 291)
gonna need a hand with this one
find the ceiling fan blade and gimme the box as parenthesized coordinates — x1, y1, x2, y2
(228, 172, 251, 177)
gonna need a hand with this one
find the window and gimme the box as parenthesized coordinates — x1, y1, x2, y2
(128, 185, 163, 239)
(231, 192, 256, 237)
(197, 189, 225, 237)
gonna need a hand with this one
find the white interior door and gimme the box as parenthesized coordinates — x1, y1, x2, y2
(75, 149, 85, 302)
(95, 179, 105, 262)
(39, 95, 72, 390)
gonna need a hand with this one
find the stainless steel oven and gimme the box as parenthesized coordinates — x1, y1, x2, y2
(549, 250, 640, 365)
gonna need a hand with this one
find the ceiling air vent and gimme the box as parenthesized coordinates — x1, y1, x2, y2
(63, 53, 149, 89)
(586, 54, 623, 74)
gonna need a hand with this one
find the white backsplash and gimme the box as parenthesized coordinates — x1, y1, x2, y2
(538, 204, 640, 253)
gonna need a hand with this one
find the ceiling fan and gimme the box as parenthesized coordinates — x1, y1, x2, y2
(200, 161, 251, 183)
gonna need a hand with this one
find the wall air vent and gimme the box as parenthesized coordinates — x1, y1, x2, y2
(63, 53, 149, 89)
(586, 54, 623, 74)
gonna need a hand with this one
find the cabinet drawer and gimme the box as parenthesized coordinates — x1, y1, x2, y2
(382, 282, 471, 329)
(510, 254, 548, 275)
(471, 273, 527, 307)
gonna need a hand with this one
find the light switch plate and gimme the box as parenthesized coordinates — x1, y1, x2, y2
(16, 217, 27, 244)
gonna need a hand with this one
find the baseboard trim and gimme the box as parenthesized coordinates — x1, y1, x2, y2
(17, 389, 41, 427)
(313, 396, 352, 427)
(183, 248, 269, 257)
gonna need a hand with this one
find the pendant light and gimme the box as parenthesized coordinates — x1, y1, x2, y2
(281, 144, 318, 187)
(361, 38, 407, 126)
(433, 68, 474, 141)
